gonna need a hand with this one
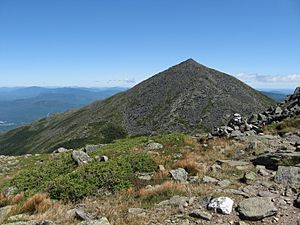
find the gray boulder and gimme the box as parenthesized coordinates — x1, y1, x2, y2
(74, 208, 92, 221)
(252, 152, 300, 170)
(53, 147, 70, 153)
(237, 197, 277, 220)
(274, 166, 300, 186)
(158, 196, 191, 207)
(189, 209, 212, 221)
(0, 206, 13, 224)
(170, 168, 188, 182)
(243, 171, 257, 184)
(83, 144, 105, 154)
(72, 150, 93, 165)
(128, 208, 146, 216)
(202, 176, 218, 184)
(144, 142, 163, 151)
(2, 186, 18, 197)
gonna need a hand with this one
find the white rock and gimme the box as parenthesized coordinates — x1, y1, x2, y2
(208, 197, 234, 215)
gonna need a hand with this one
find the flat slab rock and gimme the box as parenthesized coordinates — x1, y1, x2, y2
(189, 209, 212, 221)
(237, 197, 277, 221)
(217, 160, 249, 167)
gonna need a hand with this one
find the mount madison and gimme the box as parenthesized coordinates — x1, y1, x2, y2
(0, 59, 275, 154)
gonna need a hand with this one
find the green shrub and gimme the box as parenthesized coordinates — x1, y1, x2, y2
(48, 153, 156, 201)
(7, 153, 76, 195)
(5, 150, 156, 202)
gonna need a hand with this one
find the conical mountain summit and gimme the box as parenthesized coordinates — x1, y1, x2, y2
(0, 59, 275, 154)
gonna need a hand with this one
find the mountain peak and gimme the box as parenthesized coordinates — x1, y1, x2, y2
(170, 58, 210, 72)
(0, 60, 275, 154)
(178, 58, 199, 66)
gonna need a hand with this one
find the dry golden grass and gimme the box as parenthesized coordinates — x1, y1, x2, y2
(173, 151, 200, 175)
(21, 193, 52, 214)
(0, 192, 5, 202)
(34, 202, 75, 225)
(10, 192, 25, 205)
(137, 181, 187, 198)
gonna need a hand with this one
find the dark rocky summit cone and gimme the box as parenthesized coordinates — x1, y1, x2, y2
(0, 59, 275, 154)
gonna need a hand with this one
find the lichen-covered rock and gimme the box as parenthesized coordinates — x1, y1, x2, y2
(169, 168, 188, 182)
(237, 197, 277, 220)
(0, 205, 13, 224)
(189, 209, 212, 221)
(72, 150, 93, 165)
(274, 166, 300, 186)
(144, 142, 163, 151)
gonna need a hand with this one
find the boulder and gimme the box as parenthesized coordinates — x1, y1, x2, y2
(136, 172, 152, 181)
(217, 179, 231, 188)
(72, 150, 93, 165)
(83, 144, 105, 154)
(53, 147, 69, 153)
(189, 209, 212, 221)
(202, 176, 218, 184)
(0, 206, 13, 224)
(243, 171, 257, 184)
(208, 197, 234, 215)
(99, 156, 108, 162)
(256, 165, 271, 176)
(128, 208, 146, 216)
(170, 168, 188, 182)
(237, 197, 277, 221)
(2, 186, 18, 197)
(294, 194, 300, 208)
(230, 130, 244, 138)
(217, 160, 249, 167)
(252, 152, 300, 170)
(274, 166, 300, 186)
(74, 208, 91, 221)
(158, 196, 191, 207)
(144, 142, 163, 151)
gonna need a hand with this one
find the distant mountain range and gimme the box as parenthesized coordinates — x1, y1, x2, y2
(258, 89, 294, 102)
(0, 87, 127, 132)
(0, 59, 276, 155)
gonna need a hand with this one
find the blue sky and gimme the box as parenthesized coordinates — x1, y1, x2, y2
(0, 0, 299, 89)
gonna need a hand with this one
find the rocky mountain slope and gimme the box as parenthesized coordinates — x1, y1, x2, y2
(0, 115, 299, 225)
(0, 88, 298, 225)
(0, 59, 275, 154)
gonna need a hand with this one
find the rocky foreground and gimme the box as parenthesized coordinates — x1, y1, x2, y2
(0, 88, 299, 225)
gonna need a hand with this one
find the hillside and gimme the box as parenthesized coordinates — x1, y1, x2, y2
(0, 59, 275, 155)
(0, 116, 299, 225)
(0, 87, 127, 132)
